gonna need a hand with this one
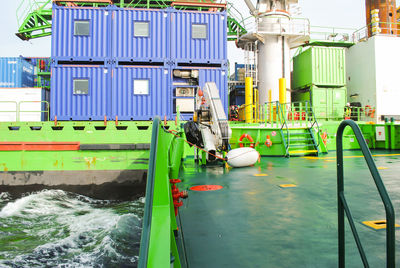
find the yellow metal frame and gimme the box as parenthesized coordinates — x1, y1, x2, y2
(279, 184, 297, 188)
(362, 220, 400, 230)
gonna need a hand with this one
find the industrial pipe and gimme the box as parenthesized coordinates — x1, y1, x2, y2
(245, 77, 254, 123)
(244, 0, 257, 15)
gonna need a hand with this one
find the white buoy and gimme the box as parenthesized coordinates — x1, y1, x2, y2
(226, 147, 259, 168)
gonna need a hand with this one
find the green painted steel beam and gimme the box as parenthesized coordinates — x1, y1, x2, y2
(139, 118, 183, 267)
(16, 0, 247, 41)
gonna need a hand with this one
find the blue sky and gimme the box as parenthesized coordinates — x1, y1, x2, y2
(0, 0, 395, 60)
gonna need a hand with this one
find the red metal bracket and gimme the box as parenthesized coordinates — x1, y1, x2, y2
(0, 142, 80, 151)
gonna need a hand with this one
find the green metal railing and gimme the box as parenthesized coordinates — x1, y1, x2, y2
(264, 101, 290, 156)
(138, 117, 184, 268)
(336, 120, 395, 268)
(305, 101, 320, 149)
(18, 101, 50, 121)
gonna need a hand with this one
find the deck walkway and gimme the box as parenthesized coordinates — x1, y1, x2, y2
(177, 150, 400, 267)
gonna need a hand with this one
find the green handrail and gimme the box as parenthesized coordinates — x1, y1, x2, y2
(336, 120, 395, 268)
(138, 117, 183, 268)
(18, 101, 50, 121)
(305, 101, 320, 148)
(138, 118, 159, 267)
(276, 102, 289, 156)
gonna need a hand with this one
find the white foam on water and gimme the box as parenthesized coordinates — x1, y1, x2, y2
(0, 192, 11, 202)
(0, 190, 143, 267)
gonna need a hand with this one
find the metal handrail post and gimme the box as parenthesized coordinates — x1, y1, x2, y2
(337, 120, 395, 268)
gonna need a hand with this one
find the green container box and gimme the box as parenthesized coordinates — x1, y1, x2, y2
(292, 86, 347, 120)
(292, 47, 346, 90)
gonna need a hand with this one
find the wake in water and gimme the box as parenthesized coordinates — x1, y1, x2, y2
(0, 190, 144, 267)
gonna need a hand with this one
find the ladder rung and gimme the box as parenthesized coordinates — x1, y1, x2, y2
(289, 150, 318, 154)
(289, 138, 314, 142)
(289, 144, 314, 148)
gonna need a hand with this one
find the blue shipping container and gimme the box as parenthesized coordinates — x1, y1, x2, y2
(51, 65, 111, 120)
(52, 5, 111, 62)
(112, 66, 171, 120)
(199, 67, 228, 113)
(171, 10, 227, 64)
(112, 8, 170, 63)
(171, 67, 228, 121)
(0, 57, 34, 88)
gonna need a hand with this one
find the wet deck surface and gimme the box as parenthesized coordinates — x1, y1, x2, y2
(177, 150, 400, 268)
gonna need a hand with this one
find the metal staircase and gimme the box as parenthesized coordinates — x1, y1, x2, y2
(282, 102, 321, 157)
(284, 127, 319, 156)
(16, 0, 52, 40)
(16, 0, 248, 41)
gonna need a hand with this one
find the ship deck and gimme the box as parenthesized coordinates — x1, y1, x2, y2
(176, 150, 400, 267)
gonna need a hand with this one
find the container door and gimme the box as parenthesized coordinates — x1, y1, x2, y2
(112, 67, 171, 120)
(112, 9, 169, 63)
(198, 68, 228, 116)
(312, 87, 328, 120)
(50, 66, 111, 121)
(170, 11, 227, 64)
(52, 7, 111, 61)
(332, 87, 346, 119)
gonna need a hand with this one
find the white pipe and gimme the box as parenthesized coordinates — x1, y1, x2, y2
(244, 0, 257, 15)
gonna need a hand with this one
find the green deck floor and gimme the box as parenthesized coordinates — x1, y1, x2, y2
(176, 150, 400, 267)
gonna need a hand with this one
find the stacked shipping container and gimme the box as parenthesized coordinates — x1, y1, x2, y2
(51, 5, 228, 121)
(291, 46, 347, 120)
(24, 57, 51, 89)
(0, 57, 49, 122)
(0, 57, 34, 88)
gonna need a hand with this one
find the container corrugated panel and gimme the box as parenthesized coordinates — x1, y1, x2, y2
(52, 5, 111, 62)
(292, 47, 346, 90)
(0, 88, 49, 122)
(112, 66, 170, 120)
(199, 67, 228, 113)
(292, 85, 347, 120)
(24, 57, 51, 73)
(112, 8, 169, 63)
(50, 65, 111, 120)
(171, 10, 227, 64)
(0, 58, 34, 87)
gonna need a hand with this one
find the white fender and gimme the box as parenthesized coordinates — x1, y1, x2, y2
(226, 147, 259, 168)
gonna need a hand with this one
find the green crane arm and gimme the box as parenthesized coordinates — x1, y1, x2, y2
(16, 0, 247, 41)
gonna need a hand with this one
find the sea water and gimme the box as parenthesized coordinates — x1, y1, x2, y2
(0, 190, 144, 267)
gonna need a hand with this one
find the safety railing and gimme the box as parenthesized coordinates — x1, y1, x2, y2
(18, 101, 50, 121)
(264, 101, 289, 154)
(257, 17, 310, 37)
(312, 106, 374, 122)
(309, 25, 356, 42)
(306, 101, 320, 149)
(0, 101, 49, 122)
(0, 101, 18, 121)
(16, 0, 51, 28)
(277, 102, 289, 156)
(336, 120, 395, 268)
(227, 1, 254, 36)
(353, 22, 400, 43)
(138, 117, 183, 268)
